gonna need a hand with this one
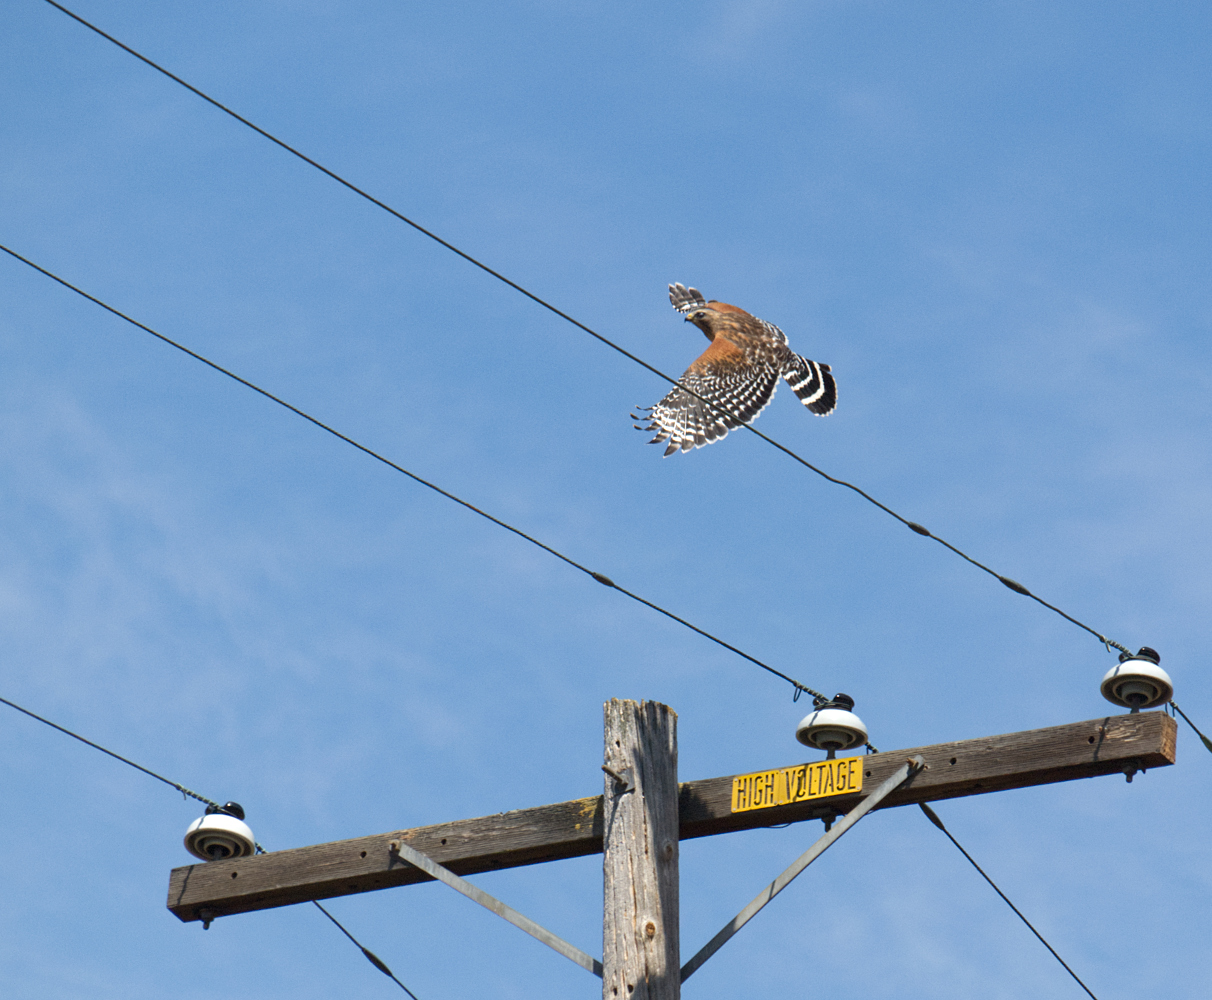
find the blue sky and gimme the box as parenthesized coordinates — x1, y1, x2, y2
(2, 2, 1210, 997)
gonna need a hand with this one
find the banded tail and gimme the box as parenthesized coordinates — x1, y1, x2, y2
(782, 353, 837, 415)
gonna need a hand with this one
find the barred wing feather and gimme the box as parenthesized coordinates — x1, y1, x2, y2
(634, 341, 782, 455)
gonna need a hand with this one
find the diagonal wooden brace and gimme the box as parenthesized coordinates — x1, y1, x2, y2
(680, 755, 926, 982)
(388, 838, 603, 977)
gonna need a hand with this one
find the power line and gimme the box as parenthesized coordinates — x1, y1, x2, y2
(919, 803, 1099, 1000)
(1169, 701, 1212, 755)
(0, 692, 422, 997)
(313, 901, 422, 999)
(0, 694, 221, 809)
(38, 0, 1132, 659)
(0, 241, 826, 704)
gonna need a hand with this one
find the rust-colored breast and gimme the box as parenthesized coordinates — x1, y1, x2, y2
(689, 335, 747, 373)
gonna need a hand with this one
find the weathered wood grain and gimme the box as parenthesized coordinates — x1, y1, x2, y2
(602, 700, 679, 1000)
(679, 709, 1176, 836)
(168, 711, 1175, 923)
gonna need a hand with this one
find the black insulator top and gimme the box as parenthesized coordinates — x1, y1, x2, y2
(205, 801, 246, 820)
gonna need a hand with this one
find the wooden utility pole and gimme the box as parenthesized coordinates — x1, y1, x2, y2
(602, 699, 679, 1000)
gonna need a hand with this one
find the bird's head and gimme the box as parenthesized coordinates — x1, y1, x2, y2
(684, 304, 719, 337)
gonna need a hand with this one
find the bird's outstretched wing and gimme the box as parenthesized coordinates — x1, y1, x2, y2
(633, 337, 781, 455)
(668, 282, 707, 315)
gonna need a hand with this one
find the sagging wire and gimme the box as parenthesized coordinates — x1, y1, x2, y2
(39, 0, 1132, 660)
(0, 242, 826, 704)
(1, 693, 421, 996)
(0, 694, 220, 809)
(919, 803, 1099, 1000)
(313, 901, 422, 999)
(1168, 701, 1212, 755)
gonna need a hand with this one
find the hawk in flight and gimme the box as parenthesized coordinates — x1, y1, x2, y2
(633, 283, 837, 456)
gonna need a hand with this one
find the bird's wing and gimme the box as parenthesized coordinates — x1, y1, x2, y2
(633, 337, 781, 456)
(668, 282, 707, 315)
(781, 352, 837, 415)
(756, 317, 789, 346)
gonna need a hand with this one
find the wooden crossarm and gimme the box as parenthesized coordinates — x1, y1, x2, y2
(167, 711, 1175, 922)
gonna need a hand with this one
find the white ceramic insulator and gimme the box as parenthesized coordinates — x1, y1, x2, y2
(1100, 658, 1173, 710)
(796, 706, 868, 750)
(184, 813, 257, 861)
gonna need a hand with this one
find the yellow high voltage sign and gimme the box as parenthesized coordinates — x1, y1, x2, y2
(731, 757, 864, 813)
